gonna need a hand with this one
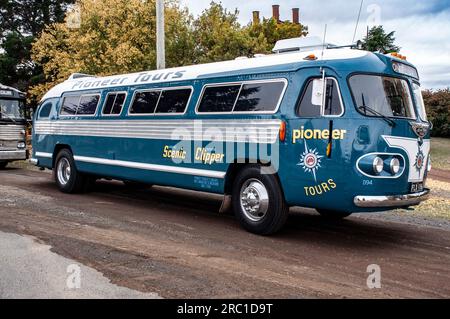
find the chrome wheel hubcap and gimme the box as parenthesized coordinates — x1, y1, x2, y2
(240, 179, 269, 222)
(57, 157, 71, 186)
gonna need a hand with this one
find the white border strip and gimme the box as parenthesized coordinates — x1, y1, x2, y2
(73, 155, 226, 179)
(35, 152, 53, 158)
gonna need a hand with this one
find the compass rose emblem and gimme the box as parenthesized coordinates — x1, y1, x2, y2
(298, 141, 323, 182)
(414, 149, 425, 171)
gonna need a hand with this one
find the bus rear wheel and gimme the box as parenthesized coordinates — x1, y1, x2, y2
(317, 209, 352, 219)
(0, 162, 7, 169)
(54, 149, 86, 194)
(232, 165, 288, 235)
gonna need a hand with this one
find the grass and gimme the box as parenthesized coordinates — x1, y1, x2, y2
(407, 178, 450, 220)
(431, 137, 450, 171)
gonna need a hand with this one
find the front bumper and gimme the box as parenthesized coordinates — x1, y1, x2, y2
(354, 189, 430, 208)
(0, 150, 26, 161)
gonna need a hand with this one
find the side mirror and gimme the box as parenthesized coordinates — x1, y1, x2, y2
(311, 78, 324, 106)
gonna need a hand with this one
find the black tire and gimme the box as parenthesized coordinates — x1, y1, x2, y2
(123, 180, 152, 189)
(232, 165, 288, 235)
(54, 149, 86, 194)
(317, 209, 352, 219)
(0, 162, 7, 169)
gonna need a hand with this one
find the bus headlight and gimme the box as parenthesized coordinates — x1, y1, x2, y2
(17, 142, 26, 149)
(390, 158, 400, 175)
(373, 157, 384, 175)
(427, 156, 432, 172)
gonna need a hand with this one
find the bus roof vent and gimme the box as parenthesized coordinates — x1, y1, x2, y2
(272, 36, 337, 54)
(68, 73, 96, 80)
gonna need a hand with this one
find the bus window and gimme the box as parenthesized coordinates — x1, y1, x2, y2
(0, 99, 24, 120)
(38, 101, 53, 119)
(103, 92, 127, 116)
(61, 96, 80, 115)
(130, 90, 160, 114)
(77, 94, 100, 115)
(297, 78, 343, 117)
(197, 85, 241, 113)
(413, 83, 427, 121)
(349, 75, 415, 119)
(155, 88, 191, 114)
(234, 81, 285, 112)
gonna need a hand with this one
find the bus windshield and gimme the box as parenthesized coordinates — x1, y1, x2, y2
(412, 83, 428, 121)
(349, 75, 416, 119)
(0, 99, 25, 121)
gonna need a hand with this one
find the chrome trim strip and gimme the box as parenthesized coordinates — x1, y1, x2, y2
(35, 152, 53, 158)
(73, 155, 226, 179)
(34, 119, 281, 144)
(354, 189, 430, 208)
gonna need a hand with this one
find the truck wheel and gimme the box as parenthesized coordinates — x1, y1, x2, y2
(0, 162, 7, 169)
(232, 165, 288, 235)
(317, 209, 352, 219)
(54, 149, 86, 194)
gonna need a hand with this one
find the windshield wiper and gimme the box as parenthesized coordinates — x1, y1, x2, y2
(0, 111, 17, 124)
(359, 93, 396, 127)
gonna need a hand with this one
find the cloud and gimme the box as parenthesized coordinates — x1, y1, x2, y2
(180, 0, 450, 89)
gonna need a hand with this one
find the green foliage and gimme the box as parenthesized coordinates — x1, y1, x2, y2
(423, 88, 450, 138)
(246, 17, 308, 54)
(30, 0, 309, 101)
(0, 0, 74, 98)
(360, 25, 400, 54)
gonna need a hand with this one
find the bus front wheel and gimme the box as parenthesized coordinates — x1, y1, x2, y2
(232, 165, 288, 235)
(317, 209, 352, 219)
(54, 149, 86, 194)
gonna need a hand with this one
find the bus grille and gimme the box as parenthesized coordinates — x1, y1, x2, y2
(0, 125, 24, 147)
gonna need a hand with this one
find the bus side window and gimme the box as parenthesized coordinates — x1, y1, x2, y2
(297, 78, 343, 117)
(37, 98, 59, 120)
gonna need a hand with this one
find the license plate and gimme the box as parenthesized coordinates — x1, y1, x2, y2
(411, 182, 424, 193)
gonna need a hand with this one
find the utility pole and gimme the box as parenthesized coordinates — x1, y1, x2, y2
(156, 0, 165, 69)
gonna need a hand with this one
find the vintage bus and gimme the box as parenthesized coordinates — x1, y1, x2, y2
(31, 38, 431, 235)
(0, 84, 28, 169)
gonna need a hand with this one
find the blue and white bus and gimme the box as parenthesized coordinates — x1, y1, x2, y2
(31, 38, 431, 235)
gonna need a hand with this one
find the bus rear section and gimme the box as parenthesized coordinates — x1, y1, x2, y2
(0, 84, 28, 169)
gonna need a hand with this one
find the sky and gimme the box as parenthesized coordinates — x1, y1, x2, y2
(180, 0, 450, 89)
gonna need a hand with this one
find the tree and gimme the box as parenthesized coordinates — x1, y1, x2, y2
(246, 17, 308, 54)
(422, 88, 450, 137)
(30, 0, 196, 101)
(192, 2, 252, 63)
(30, 0, 310, 101)
(0, 0, 74, 99)
(360, 25, 400, 54)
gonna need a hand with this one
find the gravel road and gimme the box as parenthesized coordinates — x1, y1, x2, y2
(0, 167, 449, 298)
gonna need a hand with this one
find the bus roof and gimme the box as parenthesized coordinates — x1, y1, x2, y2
(0, 83, 25, 99)
(42, 48, 372, 101)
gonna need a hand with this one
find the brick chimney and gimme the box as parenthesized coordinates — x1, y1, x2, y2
(272, 4, 280, 23)
(252, 11, 260, 25)
(292, 8, 299, 24)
